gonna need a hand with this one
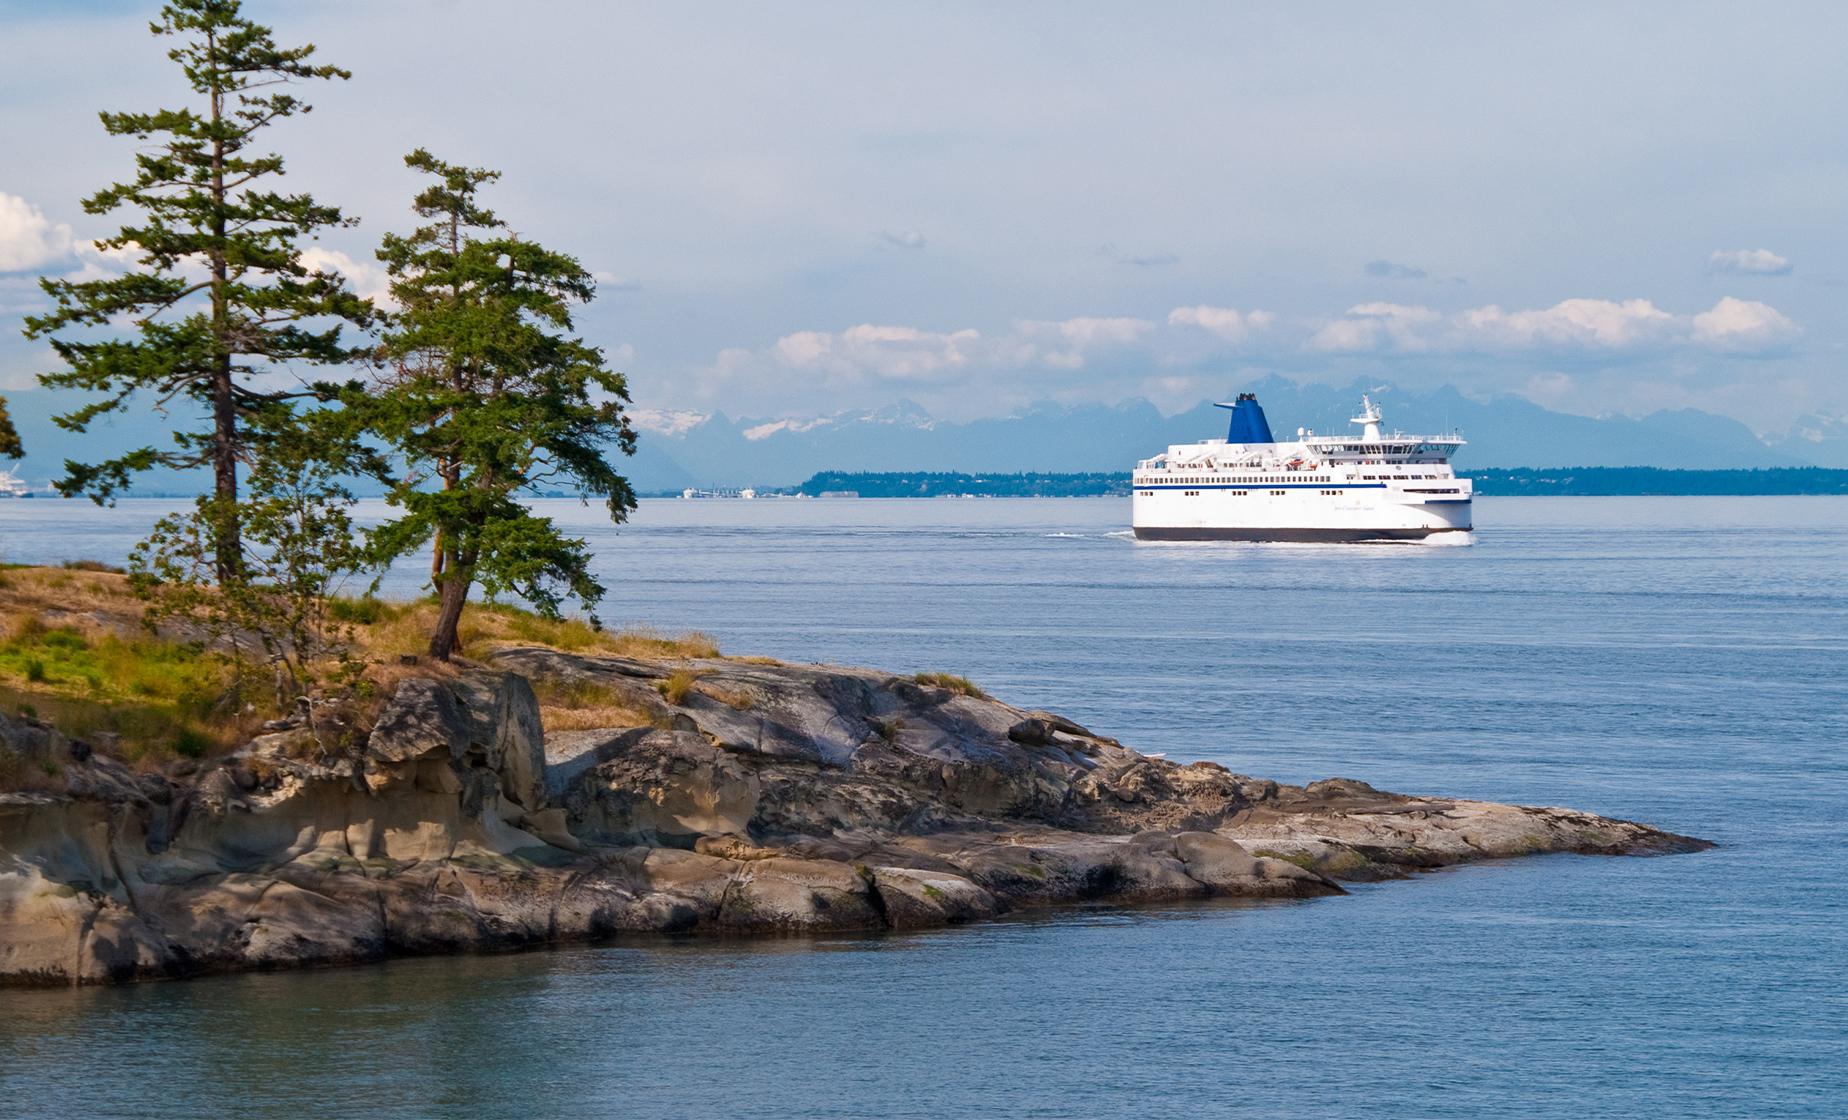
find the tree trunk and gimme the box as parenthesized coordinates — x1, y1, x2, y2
(429, 559, 470, 661)
(211, 358, 238, 579)
(207, 32, 240, 584)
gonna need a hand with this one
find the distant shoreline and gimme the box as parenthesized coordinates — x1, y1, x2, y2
(8, 466, 1847, 502)
(711, 468, 1848, 499)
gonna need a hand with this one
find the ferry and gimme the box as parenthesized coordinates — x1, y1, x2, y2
(1131, 394, 1471, 542)
(0, 468, 32, 498)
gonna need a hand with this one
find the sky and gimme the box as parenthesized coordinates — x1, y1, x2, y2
(1, 0, 1844, 433)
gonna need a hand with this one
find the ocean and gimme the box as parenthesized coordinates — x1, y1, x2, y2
(1, 496, 1844, 1118)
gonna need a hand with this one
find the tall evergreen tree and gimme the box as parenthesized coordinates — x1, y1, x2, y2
(0, 396, 20, 460)
(22, 0, 370, 580)
(368, 150, 637, 661)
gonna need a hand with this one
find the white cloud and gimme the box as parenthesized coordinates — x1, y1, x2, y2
(1690, 296, 1798, 350)
(1167, 305, 1277, 343)
(1309, 302, 1440, 352)
(1459, 298, 1676, 349)
(880, 230, 927, 249)
(299, 247, 393, 306)
(1309, 296, 1785, 356)
(1709, 248, 1791, 276)
(0, 193, 72, 272)
(771, 323, 981, 381)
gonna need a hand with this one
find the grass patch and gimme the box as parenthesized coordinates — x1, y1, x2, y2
(698, 682, 756, 710)
(529, 675, 662, 731)
(0, 563, 737, 769)
(912, 671, 989, 700)
(0, 574, 268, 771)
(61, 559, 127, 575)
(335, 595, 720, 663)
(656, 669, 706, 706)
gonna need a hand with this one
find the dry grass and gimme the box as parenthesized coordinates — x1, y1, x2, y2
(698, 682, 757, 710)
(529, 675, 662, 732)
(340, 598, 720, 664)
(912, 671, 990, 700)
(656, 669, 707, 705)
(0, 564, 732, 775)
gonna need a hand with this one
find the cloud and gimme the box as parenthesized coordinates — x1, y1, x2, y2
(771, 323, 981, 381)
(1362, 259, 1427, 280)
(880, 230, 927, 249)
(713, 314, 1163, 390)
(687, 291, 1801, 419)
(1167, 305, 1277, 343)
(0, 193, 73, 272)
(1709, 248, 1791, 276)
(592, 270, 644, 291)
(1690, 296, 1798, 350)
(1310, 296, 1794, 356)
(298, 247, 394, 306)
(1309, 302, 1441, 351)
(1458, 298, 1676, 349)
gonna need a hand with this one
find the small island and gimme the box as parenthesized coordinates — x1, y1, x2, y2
(0, 566, 1709, 987)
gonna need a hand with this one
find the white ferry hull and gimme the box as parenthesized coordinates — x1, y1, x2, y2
(1132, 489, 1471, 542)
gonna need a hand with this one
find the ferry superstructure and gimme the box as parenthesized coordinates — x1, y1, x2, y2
(0, 468, 31, 498)
(1131, 394, 1472, 542)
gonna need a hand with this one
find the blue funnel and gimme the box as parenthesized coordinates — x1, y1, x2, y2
(1214, 394, 1275, 443)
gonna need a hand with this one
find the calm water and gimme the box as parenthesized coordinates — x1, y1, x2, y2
(1, 496, 1844, 1119)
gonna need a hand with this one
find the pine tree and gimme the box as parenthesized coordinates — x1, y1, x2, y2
(367, 150, 637, 661)
(22, 0, 370, 581)
(0, 396, 20, 459)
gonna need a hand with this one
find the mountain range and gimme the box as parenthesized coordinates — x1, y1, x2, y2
(622, 376, 1848, 491)
(3, 375, 1845, 495)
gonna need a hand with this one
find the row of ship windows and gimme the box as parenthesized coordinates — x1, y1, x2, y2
(1361, 474, 1443, 480)
(1150, 476, 1331, 485)
(1146, 490, 1335, 498)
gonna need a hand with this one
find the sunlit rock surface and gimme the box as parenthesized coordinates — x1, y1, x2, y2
(0, 652, 1709, 986)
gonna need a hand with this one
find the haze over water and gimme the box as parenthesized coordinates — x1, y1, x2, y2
(2, 496, 1844, 1119)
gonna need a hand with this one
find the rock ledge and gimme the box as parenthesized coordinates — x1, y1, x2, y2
(0, 650, 1710, 986)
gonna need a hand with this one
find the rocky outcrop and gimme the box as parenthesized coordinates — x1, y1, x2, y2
(0, 652, 1710, 986)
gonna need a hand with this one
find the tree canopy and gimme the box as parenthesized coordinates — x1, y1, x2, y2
(365, 150, 637, 660)
(22, 0, 370, 578)
(0, 397, 20, 460)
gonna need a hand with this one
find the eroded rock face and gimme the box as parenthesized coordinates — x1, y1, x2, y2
(0, 653, 1711, 986)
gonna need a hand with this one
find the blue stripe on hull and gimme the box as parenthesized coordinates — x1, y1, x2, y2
(1139, 482, 1388, 490)
(1133, 526, 1471, 542)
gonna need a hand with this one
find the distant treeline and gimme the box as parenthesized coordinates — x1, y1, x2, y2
(783, 467, 1848, 498)
(1468, 467, 1848, 495)
(791, 471, 1134, 497)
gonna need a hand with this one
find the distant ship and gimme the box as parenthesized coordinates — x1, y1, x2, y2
(0, 467, 33, 498)
(681, 487, 757, 499)
(1131, 394, 1472, 542)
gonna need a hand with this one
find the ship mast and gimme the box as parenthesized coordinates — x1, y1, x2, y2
(1351, 395, 1383, 441)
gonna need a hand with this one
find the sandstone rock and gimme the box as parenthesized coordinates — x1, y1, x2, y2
(0, 649, 1710, 987)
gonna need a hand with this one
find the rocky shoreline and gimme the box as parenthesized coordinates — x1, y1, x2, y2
(0, 648, 1710, 987)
